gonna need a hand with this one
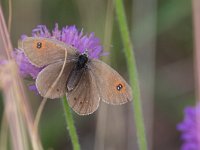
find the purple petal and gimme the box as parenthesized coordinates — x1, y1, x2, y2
(21, 34, 28, 40)
(13, 49, 42, 79)
(177, 103, 200, 150)
(28, 84, 39, 94)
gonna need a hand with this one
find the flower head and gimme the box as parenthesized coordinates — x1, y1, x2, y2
(177, 104, 200, 150)
(13, 49, 42, 79)
(31, 24, 103, 59)
(14, 24, 104, 92)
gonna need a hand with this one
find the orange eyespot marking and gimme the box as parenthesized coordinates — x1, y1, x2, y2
(33, 40, 47, 50)
(114, 81, 126, 93)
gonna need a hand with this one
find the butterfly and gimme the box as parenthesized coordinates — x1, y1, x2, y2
(18, 37, 132, 115)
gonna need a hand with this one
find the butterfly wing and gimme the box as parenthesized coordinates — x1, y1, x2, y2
(67, 70, 100, 115)
(18, 37, 77, 67)
(88, 59, 132, 105)
(36, 61, 75, 99)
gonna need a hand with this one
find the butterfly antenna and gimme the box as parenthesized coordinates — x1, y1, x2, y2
(33, 49, 68, 131)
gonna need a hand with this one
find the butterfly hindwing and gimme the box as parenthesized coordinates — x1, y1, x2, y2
(36, 61, 75, 99)
(67, 70, 100, 115)
(18, 37, 77, 67)
(88, 59, 132, 105)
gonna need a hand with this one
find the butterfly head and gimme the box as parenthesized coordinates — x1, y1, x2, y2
(82, 49, 89, 56)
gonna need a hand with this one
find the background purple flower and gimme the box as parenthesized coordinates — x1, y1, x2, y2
(14, 24, 104, 92)
(177, 104, 200, 150)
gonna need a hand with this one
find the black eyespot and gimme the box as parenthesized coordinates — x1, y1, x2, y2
(116, 84, 123, 91)
(56, 89, 59, 92)
(37, 42, 42, 49)
(80, 101, 83, 104)
(74, 97, 77, 101)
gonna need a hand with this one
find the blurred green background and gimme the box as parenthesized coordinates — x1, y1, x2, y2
(0, 0, 193, 150)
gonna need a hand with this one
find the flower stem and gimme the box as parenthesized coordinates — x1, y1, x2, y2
(62, 96, 80, 150)
(114, 0, 148, 150)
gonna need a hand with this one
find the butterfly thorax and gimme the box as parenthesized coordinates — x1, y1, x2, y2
(76, 54, 88, 70)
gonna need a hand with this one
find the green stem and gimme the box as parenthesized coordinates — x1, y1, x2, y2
(114, 0, 148, 150)
(62, 96, 80, 150)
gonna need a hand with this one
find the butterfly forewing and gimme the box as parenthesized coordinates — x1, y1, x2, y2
(18, 37, 77, 67)
(67, 70, 100, 115)
(36, 61, 75, 99)
(88, 59, 132, 105)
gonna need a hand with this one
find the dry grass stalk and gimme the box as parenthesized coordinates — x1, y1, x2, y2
(0, 4, 43, 150)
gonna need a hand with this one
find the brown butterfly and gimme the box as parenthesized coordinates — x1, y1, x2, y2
(18, 37, 132, 115)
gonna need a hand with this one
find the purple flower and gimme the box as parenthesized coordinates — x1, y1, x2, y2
(13, 49, 42, 79)
(14, 24, 104, 92)
(177, 104, 200, 150)
(31, 24, 103, 59)
(0, 59, 8, 65)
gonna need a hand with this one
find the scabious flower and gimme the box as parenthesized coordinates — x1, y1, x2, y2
(14, 23, 104, 92)
(13, 50, 42, 79)
(177, 103, 200, 150)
